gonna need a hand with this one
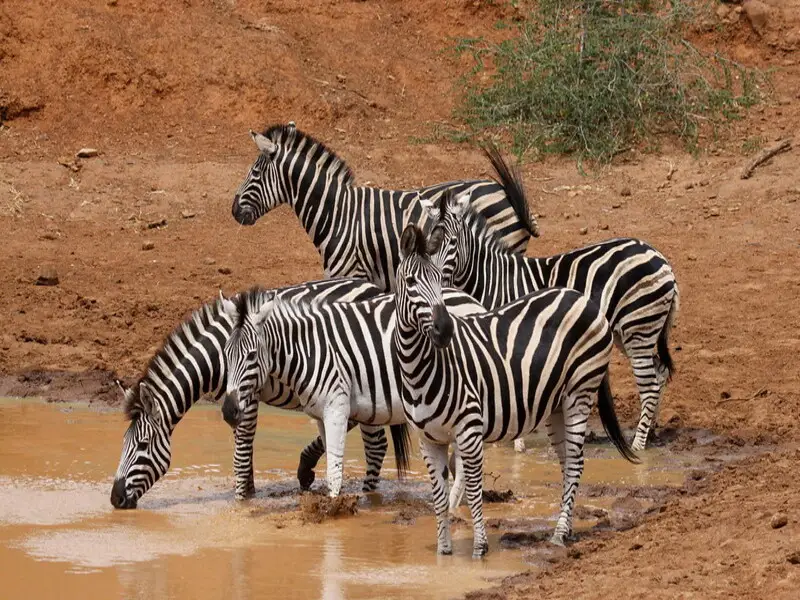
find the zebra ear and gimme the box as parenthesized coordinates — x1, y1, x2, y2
(287, 121, 296, 129)
(427, 226, 446, 255)
(253, 299, 275, 326)
(448, 190, 471, 218)
(400, 224, 427, 258)
(418, 193, 438, 219)
(250, 130, 277, 155)
(138, 382, 162, 423)
(219, 290, 237, 317)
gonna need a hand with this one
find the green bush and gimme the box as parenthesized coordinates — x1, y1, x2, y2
(452, 0, 766, 163)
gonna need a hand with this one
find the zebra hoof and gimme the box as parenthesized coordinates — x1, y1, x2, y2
(549, 534, 567, 547)
(437, 545, 453, 556)
(472, 542, 489, 559)
(297, 468, 316, 491)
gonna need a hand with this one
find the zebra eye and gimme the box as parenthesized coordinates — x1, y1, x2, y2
(405, 275, 417, 286)
(246, 350, 258, 362)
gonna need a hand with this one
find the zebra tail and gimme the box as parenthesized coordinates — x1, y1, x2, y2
(481, 141, 539, 238)
(390, 424, 412, 479)
(597, 373, 640, 464)
(657, 285, 679, 380)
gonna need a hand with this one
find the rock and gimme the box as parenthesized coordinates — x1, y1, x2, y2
(743, 0, 770, 36)
(203, 257, 216, 265)
(708, 207, 720, 217)
(620, 187, 632, 197)
(35, 265, 59, 286)
(579, 227, 588, 235)
(181, 209, 196, 219)
(40, 232, 59, 241)
(770, 513, 788, 529)
(600, 224, 609, 231)
(687, 254, 698, 261)
(611, 202, 622, 209)
(788, 550, 800, 564)
(218, 266, 232, 275)
(146, 218, 168, 229)
(142, 241, 155, 251)
(57, 156, 81, 172)
(76, 148, 100, 158)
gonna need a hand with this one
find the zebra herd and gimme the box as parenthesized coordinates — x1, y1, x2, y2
(111, 122, 679, 558)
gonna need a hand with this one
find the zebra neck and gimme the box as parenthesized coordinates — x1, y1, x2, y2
(261, 306, 323, 397)
(393, 317, 437, 397)
(284, 160, 354, 252)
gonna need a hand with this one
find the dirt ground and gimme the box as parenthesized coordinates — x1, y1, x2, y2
(1, 1, 799, 597)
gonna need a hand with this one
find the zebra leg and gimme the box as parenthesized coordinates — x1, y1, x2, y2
(419, 437, 453, 555)
(322, 397, 350, 497)
(455, 425, 488, 558)
(448, 443, 465, 512)
(297, 420, 360, 491)
(360, 425, 388, 492)
(630, 354, 664, 452)
(233, 399, 259, 500)
(548, 397, 591, 546)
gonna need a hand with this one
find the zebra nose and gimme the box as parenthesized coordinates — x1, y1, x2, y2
(222, 391, 243, 428)
(431, 305, 454, 348)
(110, 478, 134, 509)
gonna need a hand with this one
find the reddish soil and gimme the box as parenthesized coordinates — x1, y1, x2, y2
(1, 1, 799, 597)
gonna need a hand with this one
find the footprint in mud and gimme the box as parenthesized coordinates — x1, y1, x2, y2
(300, 493, 359, 524)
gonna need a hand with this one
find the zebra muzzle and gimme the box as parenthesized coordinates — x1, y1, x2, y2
(110, 478, 137, 509)
(222, 391, 244, 428)
(430, 305, 454, 349)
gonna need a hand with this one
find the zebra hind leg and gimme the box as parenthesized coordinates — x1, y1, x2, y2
(448, 443, 465, 513)
(630, 353, 665, 452)
(233, 400, 259, 500)
(455, 425, 489, 558)
(359, 425, 388, 492)
(548, 396, 591, 546)
(419, 437, 453, 555)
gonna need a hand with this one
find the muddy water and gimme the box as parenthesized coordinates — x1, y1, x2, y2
(0, 398, 693, 599)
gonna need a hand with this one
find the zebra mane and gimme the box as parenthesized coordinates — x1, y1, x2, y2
(482, 142, 538, 238)
(232, 285, 273, 329)
(458, 203, 512, 256)
(123, 296, 228, 420)
(261, 123, 356, 186)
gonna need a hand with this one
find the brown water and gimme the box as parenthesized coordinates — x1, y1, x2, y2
(0, 398, 691, 599)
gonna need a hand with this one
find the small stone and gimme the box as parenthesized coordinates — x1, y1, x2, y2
(788, 550, 800, 564)
(142, 241, 155, 251)
(146, 218, 168, 229)
(40, 232, 59, 241)
(579, 227, 588, 235)
(181, 210, 196, 219)
(684, 182, 695, 190)
(708, 207, 720, 216)
(600, 224, 609, 231)
(742, 0, 770, 36)
(218, 266, 232, 275)
(620, 187, 632, 197)
(611, 202, 622, 209)
(35, 265, 59, 286)
(687, 254, 698, 261)
(203, 257, 216, 265)
(629, 542, 644, 551)
(771, 513, 788, 529)
(76, 148, 100, 158)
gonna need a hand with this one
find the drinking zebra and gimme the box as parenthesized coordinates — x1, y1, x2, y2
(426, 184, 679, 451)
(393, 224, 638, 557)
(110, 278, 396, 509)
(219, 285, 488, 498)
(230, 123, 539, 291)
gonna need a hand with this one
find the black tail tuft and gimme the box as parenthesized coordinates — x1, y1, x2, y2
(657, 297, 677, 380)
(597, 373, 639, 464)
(390, 424, 412, 479)
(481, 141, 539, 238)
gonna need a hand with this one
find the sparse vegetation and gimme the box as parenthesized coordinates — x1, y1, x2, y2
(450, 0, 767, 163)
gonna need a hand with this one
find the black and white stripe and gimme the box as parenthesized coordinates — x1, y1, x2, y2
(428, 186, 679, 451)
(231, 123, 539, 291)
(392, 224, 638, 557)
(220, 284, 487, 498)
(110, 278, 385, 509)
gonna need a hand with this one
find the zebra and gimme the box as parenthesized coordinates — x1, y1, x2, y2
(392, 223, 638, 557)
(230, 123, 539, 291)
(110, 278, 394, 509)
(425, 183, 679, 452)
(219, 284, 488, 499)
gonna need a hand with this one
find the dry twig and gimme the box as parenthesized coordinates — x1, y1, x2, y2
(740, 139, 792, 179)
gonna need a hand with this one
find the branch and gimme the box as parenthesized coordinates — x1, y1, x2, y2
(741, 139, 792, 179)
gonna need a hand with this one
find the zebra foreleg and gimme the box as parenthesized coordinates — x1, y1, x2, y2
(456, 424, 488, 558)
(232, 399, 259, 500)
(322, 396, 350, 497)
(548, 397, 591, 546)
(448, 444, 465, 512)
(297, 420, 361, 491)
(630, 354, 664, 452)
(419, 437, 453, 555)
(359, 425, 388, 492)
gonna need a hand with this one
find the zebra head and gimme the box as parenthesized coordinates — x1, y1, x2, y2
(111, 381, 172, 509)
(231, 124, 295, 225)
(420, 189, 471, 288)
(396, 224, 454, 349)
(220, 289, 275, 428)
